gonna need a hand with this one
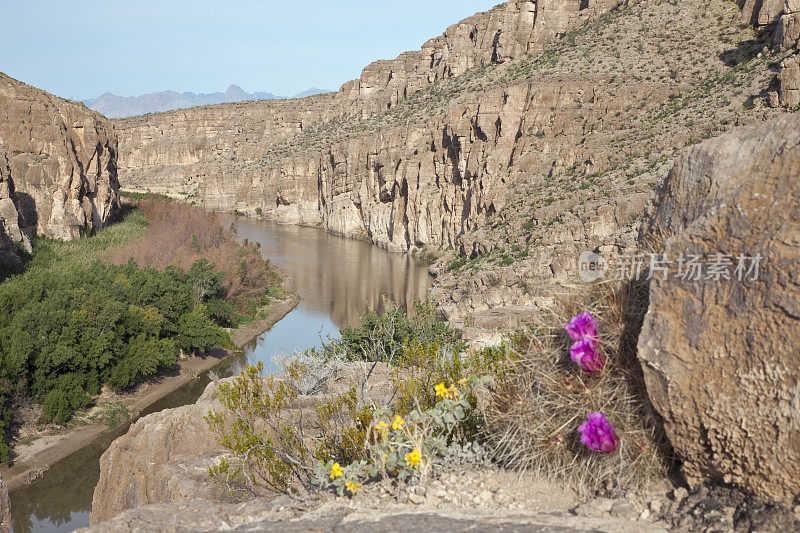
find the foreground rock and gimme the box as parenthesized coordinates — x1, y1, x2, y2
(81, 498, 667, 533)
(85, 464, 668, 532)
(637, 114, 800, 504)
(0, 72, 119, 262)
(90, 361, 395, 525)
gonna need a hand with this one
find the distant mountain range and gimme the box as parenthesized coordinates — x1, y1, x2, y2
(82, 85, 333, 118)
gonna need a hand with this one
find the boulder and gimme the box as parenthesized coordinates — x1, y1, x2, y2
(637, 114, 800, 504)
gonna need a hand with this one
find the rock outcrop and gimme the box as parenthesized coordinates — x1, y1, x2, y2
(90, 362, 395, 525)
(637, 114, 800, 504)
(0, 152, 29, 266)
(0, 72, 119, 253)
(89, 377, 229, 525)
(743, 0, 800, 107)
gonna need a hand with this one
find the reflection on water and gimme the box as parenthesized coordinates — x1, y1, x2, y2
(230, 217, 431, 329)
(10, 216, 431, 532)
(227, 217, 432, 372)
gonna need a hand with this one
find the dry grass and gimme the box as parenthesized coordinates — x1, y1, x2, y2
(483, 278, 672, 496)
(108, 196, 280, 311)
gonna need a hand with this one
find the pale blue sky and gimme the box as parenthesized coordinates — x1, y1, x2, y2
(1, 0, 500, 99)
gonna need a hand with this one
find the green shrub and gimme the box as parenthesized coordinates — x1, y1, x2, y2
(207, 301, 512, 498)
(177, 305, 231, 355)
(0, 258, 232, 435)
(326, 300, 465, 364)
(40, 386, 91, 425)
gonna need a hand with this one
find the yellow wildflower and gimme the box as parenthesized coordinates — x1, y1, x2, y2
(435, 382, 448, 398)
(457, 377, 468, 386)
(435, 382, 456, 400)
(392, 415, 405, 430)
(405, 448, 422, 468)
(375, 420, 389, 442)
(345, 480, 362, 494)
(330, 462, 343, 480)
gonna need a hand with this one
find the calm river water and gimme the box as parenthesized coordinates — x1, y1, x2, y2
(9, 217, 431, 532)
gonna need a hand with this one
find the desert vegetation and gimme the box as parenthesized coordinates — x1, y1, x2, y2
(0, 195, 283, 462)
(207, 281, 667, 499)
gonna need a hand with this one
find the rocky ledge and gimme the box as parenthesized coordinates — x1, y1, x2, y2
(89, 361, 396, 525)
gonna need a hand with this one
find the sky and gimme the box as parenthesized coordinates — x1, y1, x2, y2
(0, 0, 501, 100)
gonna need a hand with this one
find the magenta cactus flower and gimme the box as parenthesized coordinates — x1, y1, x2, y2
(570, 339, 606, 375)
(578, 413, 619, 454)
(565, 311, 598, 343)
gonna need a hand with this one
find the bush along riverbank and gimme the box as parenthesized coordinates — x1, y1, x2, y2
(0, 194, 290, 466)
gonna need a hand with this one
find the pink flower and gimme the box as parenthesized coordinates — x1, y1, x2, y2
(570, 339, 606, 375)
(578, 413, 619, 454)
(565, 312, 598, 343)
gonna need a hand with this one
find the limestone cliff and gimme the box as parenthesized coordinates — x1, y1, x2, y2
(116, 0, 627, 252)
(0, 72, 119, 259)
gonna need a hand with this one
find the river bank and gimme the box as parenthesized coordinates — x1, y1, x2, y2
(1, 272, 300, 493)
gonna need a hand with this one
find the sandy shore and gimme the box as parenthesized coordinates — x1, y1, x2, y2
(1, 281, 300, 492)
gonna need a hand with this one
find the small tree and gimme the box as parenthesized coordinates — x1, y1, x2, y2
(177, 305, 230, 355)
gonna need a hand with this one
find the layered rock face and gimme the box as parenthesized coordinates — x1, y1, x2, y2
(0, 73, 119, 250)
(116, 0, 626, 253)
(637, 114, 800, 504)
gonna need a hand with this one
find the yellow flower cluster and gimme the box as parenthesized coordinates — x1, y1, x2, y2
(405, 448, 422, 468)
(345, 480, 362, 494)
(435, 382, 458, 400)
(375, 420, 390, 442)
(330, 462, 343, 480)
(392, 415, 405, 430)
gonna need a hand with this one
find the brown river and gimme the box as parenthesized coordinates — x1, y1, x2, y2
(9, 217, 432, 532)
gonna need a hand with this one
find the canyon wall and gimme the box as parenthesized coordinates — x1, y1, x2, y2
(116, 0, 788, 323)
(0, 73, 119, 262)
(116, 0, 626, 253)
